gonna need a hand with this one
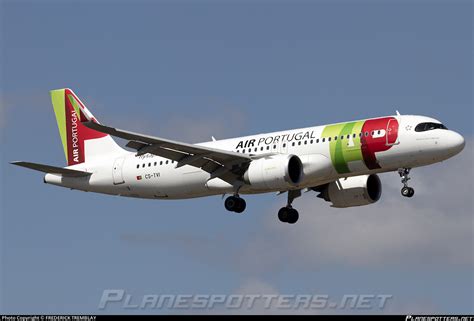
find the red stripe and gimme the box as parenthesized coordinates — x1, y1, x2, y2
(63, 89, 107, 165)
(361, 117, 399, 170)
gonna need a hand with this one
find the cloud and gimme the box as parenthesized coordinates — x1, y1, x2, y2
(119, 232, 240, 268)
(382, 299, 440, 315)
(159, 108, 247, 143)
(225, 279, 283, 315)
(234, 278, 280, 296)
(208, 279, 301, 315)
(221, 279, 423, 315)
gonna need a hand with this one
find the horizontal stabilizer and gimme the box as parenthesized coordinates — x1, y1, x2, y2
(10, 161, 92, 177)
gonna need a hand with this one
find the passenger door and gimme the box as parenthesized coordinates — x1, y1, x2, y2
(386, 119, 399, 146)
(112, 157, 126, 185)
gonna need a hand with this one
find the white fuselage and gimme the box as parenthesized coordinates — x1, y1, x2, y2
(44, 115, 465, 199)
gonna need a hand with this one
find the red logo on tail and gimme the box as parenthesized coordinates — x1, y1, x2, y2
(64, 90, 107, 166)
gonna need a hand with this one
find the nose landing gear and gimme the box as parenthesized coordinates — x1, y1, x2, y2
(398, 168, 415, 198)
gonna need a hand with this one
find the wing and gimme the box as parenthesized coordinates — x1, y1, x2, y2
(83, 121, 252, 183)
(11, 161, 92, 177)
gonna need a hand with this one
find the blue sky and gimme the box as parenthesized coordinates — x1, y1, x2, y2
(1, 0, 472, 314)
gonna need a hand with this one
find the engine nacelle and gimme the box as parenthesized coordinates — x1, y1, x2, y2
(317, 174, 382, 208)
(244, 154, 303, 191)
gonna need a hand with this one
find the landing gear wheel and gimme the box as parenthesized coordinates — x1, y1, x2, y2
(401, 187, 415, 198)
(225, 196, 238, 212)
(287, 209, 299, 224)
(224, 196, 247, 213)
(278, 207, 289, 223)
(234, 198, 246, 213)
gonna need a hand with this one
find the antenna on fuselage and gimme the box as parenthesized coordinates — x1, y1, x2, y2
(396, 110, 401, 116)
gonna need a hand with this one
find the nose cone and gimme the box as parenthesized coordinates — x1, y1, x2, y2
(447, 131, 465, 156)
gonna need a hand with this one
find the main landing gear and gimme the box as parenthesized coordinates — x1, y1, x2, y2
(278, 207, 299, 224)
(398, 168, 415, 198)
(224, 195, 246, 213)
(278, 189, 301, 224)
(223, 189, 302, 224)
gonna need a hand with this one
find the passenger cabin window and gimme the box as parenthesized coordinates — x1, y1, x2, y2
(415, 122, 448, 132)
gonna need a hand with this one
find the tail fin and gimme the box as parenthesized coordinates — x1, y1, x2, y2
(50, 88, 124, 166)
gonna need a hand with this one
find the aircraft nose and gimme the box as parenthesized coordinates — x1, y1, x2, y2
(447, 131, 465, 155)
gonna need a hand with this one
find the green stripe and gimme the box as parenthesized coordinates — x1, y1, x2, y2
(322, 120, 365, 174)
(50, 89, 68, 162)
(67, 94, 81, 119)
(343, 121, 364, 163)
(333, 122, 356, 173)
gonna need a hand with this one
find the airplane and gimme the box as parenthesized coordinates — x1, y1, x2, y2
(12, 88, 465, 224)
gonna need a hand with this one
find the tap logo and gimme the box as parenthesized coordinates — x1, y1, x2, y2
(322, 117, 399, 174)
(52, 89, 107, 166)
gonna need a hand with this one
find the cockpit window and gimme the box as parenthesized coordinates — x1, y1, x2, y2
(415, 122, 448, 132)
